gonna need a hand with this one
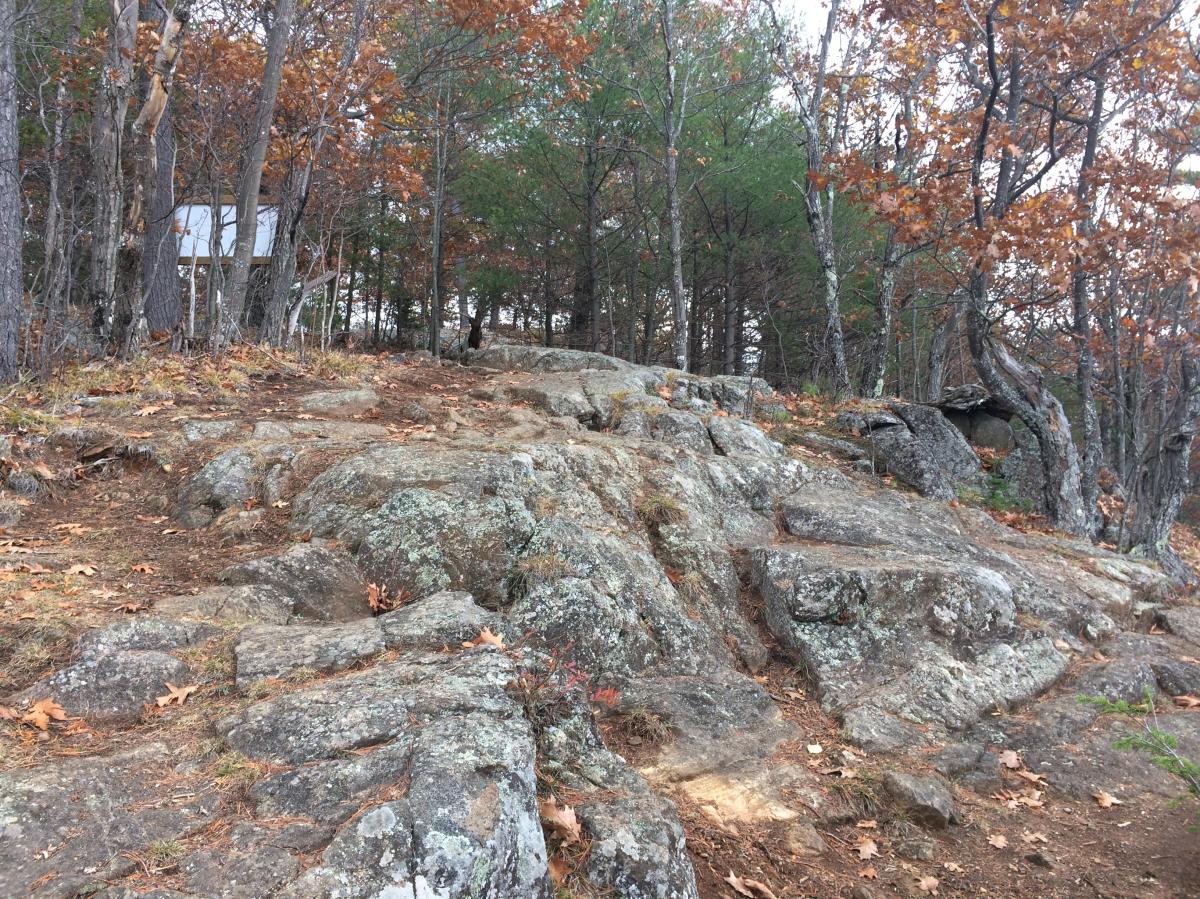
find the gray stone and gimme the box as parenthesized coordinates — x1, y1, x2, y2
(12, 650, 189, 723)
(183, 846, 299, 898)
(1159, 606, 1200, 647)
(969, 412, 1015, 452)
(76, 618, 217, 658)
(225, 650, 553, 899)
(357, 487, 536, 608)
(1074, 659, 1159, 704)
(896, 837, 936, 860)
(882, 771, 959, 828)
(707, 415, 782, 457)
(0, 745, 215, 897)
(650, 409, 713, 454)
(234, 619, 385, 686)
(154, 584, 297, 625)
(378, 590, 502, 650)
(182, 419, 241, 442)
(176, 447, 265, 527)
(841, 707, 926, 753)
(299, 386, 379, 417)
(219, 543, 368, 622)
(538, 707, 699, 899)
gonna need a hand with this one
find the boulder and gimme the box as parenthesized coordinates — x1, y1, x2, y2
(650, 409, 713, 454)
(234, 619, 385, 686)
(378, 590, 503, 651)
(219, 543, 369, 622)
(12, 649, 189, 724)
(76, 618, 216, 658)
(882, 771, 960, 828)
(154, 584, 298, 625)
(1158, 606, 1200, 647)
(218, 649, 555, 899)
(298, 386, 379, 418)
(836, 403, 982, 500)
(707, 415, 783, 457)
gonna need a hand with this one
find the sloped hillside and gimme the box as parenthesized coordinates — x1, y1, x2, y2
(1, 348, 1198, 898)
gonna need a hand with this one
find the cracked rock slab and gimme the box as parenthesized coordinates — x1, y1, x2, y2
(234, 619, 385, 686)
(0, 744, 215, 897)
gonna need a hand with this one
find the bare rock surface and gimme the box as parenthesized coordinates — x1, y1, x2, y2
(4, 346, 1191, 899)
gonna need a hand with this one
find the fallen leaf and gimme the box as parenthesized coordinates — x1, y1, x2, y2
(547, 855, 570, 886)
(1093, 790, 1124, 809)
(856, 838, 879, 861)
(462, 627, 506, 650)
(1022, 831, 1049, 844)
(1015, 770, 1048, 785)
(855, 819, 878, 830)
(539, 796, 582, 845)
(133, 405, 162, 417)
(942, 862, 964, 873)
(131, 564, 156, 574)
(64, 564, 97, 577)
(1172, 694, 1200, 709)
(21, 698, 67, 731)
(723, 872, 778, 899)
(998, 749, 1022, 769)
(988, 834, 1009, 849)
(916, 875, 940, 895)
(0, 705, 20, 720)
(858, 867, 878, 880)
(155, 683, 198, 708)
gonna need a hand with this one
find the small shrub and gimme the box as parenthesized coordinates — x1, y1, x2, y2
(1082, 689, 1200, 819)
(509, 552, 571, 598)
(635, 492, 684, 527)
(146, 839, 185, 868)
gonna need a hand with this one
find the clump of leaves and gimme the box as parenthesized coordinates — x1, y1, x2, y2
(1082, 688, 1200, 819)
(635, 492, 684, 527)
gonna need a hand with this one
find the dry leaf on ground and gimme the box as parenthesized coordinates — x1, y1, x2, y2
(155, 683, 198, 708)
(539, 796, 582, 845)
(21, 698, 67, 730)
(462, 627, 506, 650)
(916, 875, 940, 894)
(1093, 790, 1124, 808)
(724, 872, 778, 899)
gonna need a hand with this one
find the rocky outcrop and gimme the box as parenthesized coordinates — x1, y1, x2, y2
(837, 402, 982, 499)
(3, 345, 1188, 898)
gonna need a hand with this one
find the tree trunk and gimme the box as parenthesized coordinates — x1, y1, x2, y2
(221, 0, 295, 341)
(261, 164, 304, 344)
(142, 100, 180, 335)
(0, 0, 19, 380)
(924, 298, 959, 402)
(862, 225, 901, 397)
(1126, 352, 1200, 585)
(112, 1, 188, 356)
(88, 0, 137, 336)
(37, 0, 85, 373)
(966, 272, 1088, 536)
(661, 0, 688, 371)
(1070, 70, 1108, 537)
